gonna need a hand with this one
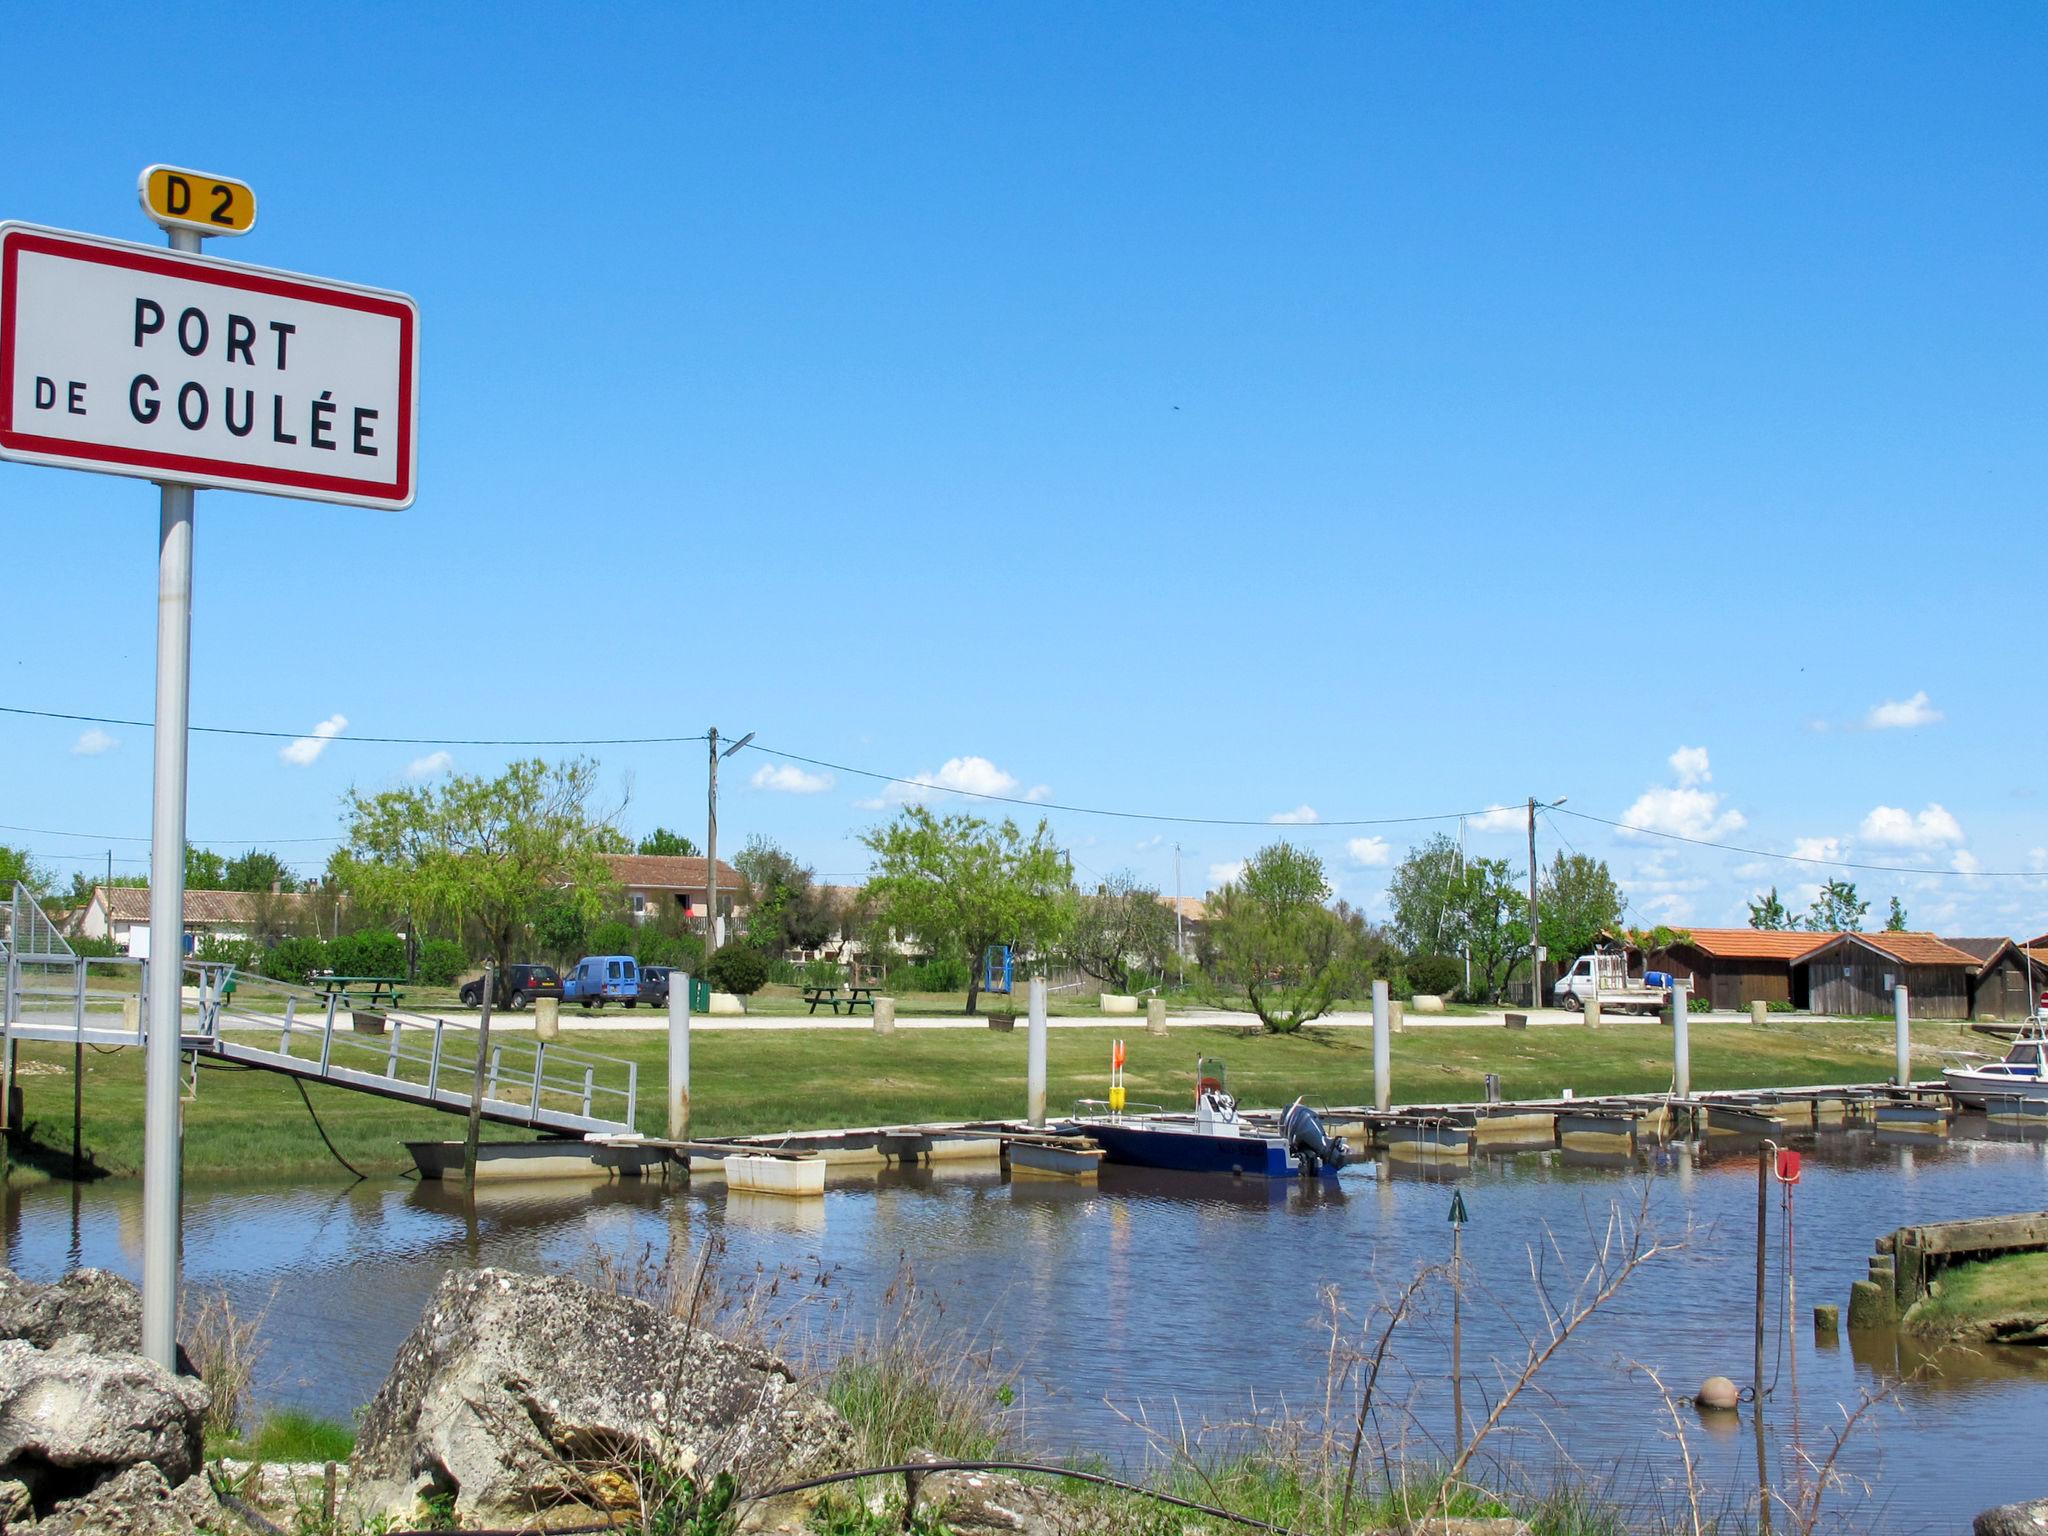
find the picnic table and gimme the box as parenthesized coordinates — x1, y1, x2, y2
(308, 973, 405, 1009)
(802, 984, 881, 1016)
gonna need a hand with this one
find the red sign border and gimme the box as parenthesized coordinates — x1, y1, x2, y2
(0, 224, 416, 509)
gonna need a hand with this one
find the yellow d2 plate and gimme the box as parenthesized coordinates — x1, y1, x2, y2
(138, 164, 257, 236)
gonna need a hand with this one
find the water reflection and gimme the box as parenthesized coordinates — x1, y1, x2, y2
(3, 1129, 2043, 1533)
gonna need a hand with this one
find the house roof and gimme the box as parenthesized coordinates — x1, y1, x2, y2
(1792, 931, 1980, 968)
(600, 853, 744, 892)
(95, 886, 315, 925)
(1657, 928, 1839, 961)
(1942, 936, 2019, 971)
(1159, 895, 1208, 922)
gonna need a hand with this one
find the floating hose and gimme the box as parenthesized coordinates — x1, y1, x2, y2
(377, 1456, 1307, 1535)
(291, 1075, 370, 1182)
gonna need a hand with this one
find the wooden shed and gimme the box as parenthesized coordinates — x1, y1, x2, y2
(1645, 928, 1835, 1011)
(1790, 932, 1976, 1020)
(1943, 938, 2043, 1021)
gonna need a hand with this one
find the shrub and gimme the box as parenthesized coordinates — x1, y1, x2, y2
(69, 935, 120, 959)
(193, 934, 260, 972)
(415, 938, 467, 987)
(263, 934, 328, 982)
(588, 919, 638, 958)
(633, 929, 703, 970)
(704, 945, 769, 997)
(1405, 953, 1463, 997)
(328, 928, 404, 978)
(889, 955, 968, 993)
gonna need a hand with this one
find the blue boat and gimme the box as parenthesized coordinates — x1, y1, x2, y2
(1060, 1059, 1349, 1179)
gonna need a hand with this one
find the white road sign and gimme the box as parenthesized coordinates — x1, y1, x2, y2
(0, 222, 418, 509)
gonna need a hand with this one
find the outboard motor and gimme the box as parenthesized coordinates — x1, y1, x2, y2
(1281, 1097, 1349, 1175)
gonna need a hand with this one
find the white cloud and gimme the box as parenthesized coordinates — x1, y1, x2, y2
(1951, 850, 1982, 876)
(1347, 836, 1392, 867)
(1791, 836, 1844, 864)
(70, 728, 118, 756)
(1865, 691, 1943, 730)
(279, 714, 347, 766)
(1270, 805, 1319, 824)
(406, 750, 454, 780)
(1858, 803, 1964, 850)
(751, 762, 833, 795)
(1669, 746, 1712, 788)
(1134, 834, 1164, 852)
(1208, 860, 1246, 889)
(1619, 786, 1747, 841)
(1468, 804, 1523, 833)
(1024, 785, 1053, 803)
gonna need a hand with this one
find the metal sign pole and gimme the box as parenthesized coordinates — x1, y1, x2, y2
(139, 223, 202, 1368)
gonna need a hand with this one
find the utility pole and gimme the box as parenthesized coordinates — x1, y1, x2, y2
(704, 727, 755, 954)
(1527, 797, 1540, 1008)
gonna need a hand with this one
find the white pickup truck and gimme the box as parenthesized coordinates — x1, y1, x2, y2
(1551, 952, 1673, 1015)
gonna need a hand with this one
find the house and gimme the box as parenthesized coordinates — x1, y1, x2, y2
(1942, 938, 2044, 1021)
(1160, 895, 1208, 959)
(70, 885, 319, 958)
(1788, 932, 1978, 1019)
(600, 854, 746, 928)
(1644, 928, 1836, 1011)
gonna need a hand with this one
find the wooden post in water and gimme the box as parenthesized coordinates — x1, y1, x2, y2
(463, 962, 495, 1191)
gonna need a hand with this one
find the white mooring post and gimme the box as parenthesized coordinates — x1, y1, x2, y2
(1671, 981, 1691, 1100)
(1894, 983, 1911, 1089)
(1027, 976, 1048, 1128)
(668, 972, 692, 1144)
(1372, 979, 1391, 1113)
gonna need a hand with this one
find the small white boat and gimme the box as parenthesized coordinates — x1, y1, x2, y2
(1943, 1033, 2048, 1109)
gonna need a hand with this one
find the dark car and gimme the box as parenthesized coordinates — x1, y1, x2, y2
(458, 963, 563, 1011)
(638, 965, 670, 1007)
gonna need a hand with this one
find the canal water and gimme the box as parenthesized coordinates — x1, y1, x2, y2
(7, 1126, 2044, 1533)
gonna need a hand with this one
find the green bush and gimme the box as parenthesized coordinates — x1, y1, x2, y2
(263, 935, 327, 982)
(1767, 999, 1795, 1013)
(588, 919, 638, 958)
(633, 929, 703, 970)
(193, 934, 260, 972)
(415, 939, 467, 987)
(889, 955, 969, 993)
(69, 935, 120, 959)
(1405, 953, 1463, 997)
(704, 945, 769, 997)
(328, 929, 403, 977)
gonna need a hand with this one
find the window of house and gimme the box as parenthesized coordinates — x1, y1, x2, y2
(630, 893, 645, 915)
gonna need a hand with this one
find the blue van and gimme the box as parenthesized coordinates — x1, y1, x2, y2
(563, 954, 640, 1008)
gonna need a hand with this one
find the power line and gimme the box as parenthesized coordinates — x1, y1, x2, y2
(0, 821, 338, 846)
(1553, 805, 2041, 881)
(737, 740, 1490, 829)
(0, 705, 710, 749)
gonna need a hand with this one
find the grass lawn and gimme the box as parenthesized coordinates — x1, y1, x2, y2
(1905, 1251, 2048, 1340)
(7, 1012, 1917, 1184)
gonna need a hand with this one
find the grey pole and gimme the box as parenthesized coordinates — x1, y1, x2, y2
(1672, 980, 1691, 1100)
(668, 971, 692, 1143)
(1526, 797, 1540, 1007)
(1026, 975, 1048, 1127)
(1893, 983, 1911, 1088)
(462, 962, 496, 1189)
(1372, 978, 1391, 1112)
(705, 729, 720, 954)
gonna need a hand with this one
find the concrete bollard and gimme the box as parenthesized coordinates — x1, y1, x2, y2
(1027, 977, 1048, 1128)
(873, 996, 896, 1036)
(1751, 999, 1768, 1026)
(1411, 994, 1446, 1014)
(1389, 999, 1405, 1034)
(1812, 1303, 1841, 1342)
(1894, 983, 1911, 1088)
(1847, 1279, 1895, 1330)
(1584, 997, 1601, 1029)
(534, 996, 560, 1041)
(1145, 996, 1167, 1035)
(1372, 980, 1391, 1113)
(122, 996, 141, 1035)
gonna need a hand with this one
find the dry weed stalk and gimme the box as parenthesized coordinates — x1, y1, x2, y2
(1629, 1361, 1706, 1536)
(180, 1284, 270, 1440)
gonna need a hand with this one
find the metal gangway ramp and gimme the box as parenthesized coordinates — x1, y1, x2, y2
(3, 883, 639, 1139)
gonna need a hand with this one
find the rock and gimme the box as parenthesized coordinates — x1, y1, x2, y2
(26, 1461, 225, 1535)
(908, 1455, 1084, 1535)
(351, 1267, 853, 1524)
(0, 1478, 28, 1524)
(1411, 994, 1446, 1014)
(0, 1268, 194, 1375)
(1975, 1499, 2048, 1536)
(0, 1337, 208, 1502)
(1694, 1375, 1740, 1411)
(1404, 1521, 1530, 1536)
(215, 1457, 343, 1525)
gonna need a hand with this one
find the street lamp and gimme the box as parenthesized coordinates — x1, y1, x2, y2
(705, 728, 755, 953)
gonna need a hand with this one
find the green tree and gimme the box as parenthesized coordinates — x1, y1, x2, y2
(637, 827, 701, 858)
(861, 807, 1073, 1015)
(1065, 872, 1174, 993)
(1747, 886, 1798, 931)
(1453, 855, 1529, 1003)
(1385, 834, 1466, 955)
(185, 845, 227, 889)
(221, 849, 298, 892)
(64, 869, 146, 906)
(1806, 878, 1867, 933)
(1885, 895, 1909, 932)
(0, 845, 52, 898)
(1199, 842, 1351, 1033)
(733, 836, 835, 957)
(331, 757, 622, 969)
(704, 944, 769, 1004)
(1537, 852, 1623, 970)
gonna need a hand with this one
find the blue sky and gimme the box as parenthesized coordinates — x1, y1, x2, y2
(4, 3, 2045, 936)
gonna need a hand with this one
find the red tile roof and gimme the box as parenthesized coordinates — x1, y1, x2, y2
(1793, 931, 1980, 968)
(97, 887, 316, 924)
(1660, 928, 1839, 961)
(600, 854, 744, 892)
